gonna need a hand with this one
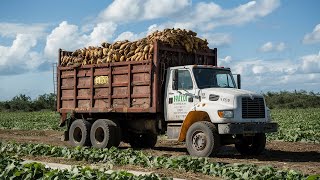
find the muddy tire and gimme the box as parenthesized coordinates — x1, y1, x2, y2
(69, 119, 91, 147)
(235, 133, 266, 155)
(129, 132, 157, 148)
(186, 121, 220, 157)
(90, 119, 120, 148)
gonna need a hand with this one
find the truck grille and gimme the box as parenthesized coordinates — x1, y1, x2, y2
(242, 97, 265, 118)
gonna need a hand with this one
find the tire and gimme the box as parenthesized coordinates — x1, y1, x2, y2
(69, 119, 91, 147)
(235, 133, 266, 155)
(90, 119, 121, 148)
(186, 121, 220, 157)
(129, 132, 157, 149)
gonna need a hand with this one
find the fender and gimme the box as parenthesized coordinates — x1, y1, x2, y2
(178, 111, 210, 141)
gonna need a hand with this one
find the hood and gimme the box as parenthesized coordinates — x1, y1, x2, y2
(199, 88, 263, 107)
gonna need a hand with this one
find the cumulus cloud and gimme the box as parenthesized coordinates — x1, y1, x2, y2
(202, 33, 232, 47)
(219, 50, 320, 91)
(303, 24, 320, 44)
(169, 0, 280, 32)
(99, 0, 190, 22)
(0, 34, 44, 75)
(85, 22, 117, 46)
(300, 51, 320, 73)
(259, 42, 286, 52)
(44, 21, 117, 59)
(220, 56, 232, 64)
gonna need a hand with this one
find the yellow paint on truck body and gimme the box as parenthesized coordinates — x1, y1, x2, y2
(178, 111, 211, 141)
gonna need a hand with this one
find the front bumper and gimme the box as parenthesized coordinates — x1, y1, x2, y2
(218, 122, 278, 134)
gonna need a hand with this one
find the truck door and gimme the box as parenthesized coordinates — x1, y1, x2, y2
(165, 68, 197, 121)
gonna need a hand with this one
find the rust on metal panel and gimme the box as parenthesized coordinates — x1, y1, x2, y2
(127, 64, 131, 108)
(152, 41, 159, 112)
(57, 49, 62, 111)
(90, 67, 94, 110)
(73, 68, 77, 109)
(108, 64, 112, 109)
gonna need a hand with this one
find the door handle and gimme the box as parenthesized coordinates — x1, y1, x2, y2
(168, 92, 174, 95)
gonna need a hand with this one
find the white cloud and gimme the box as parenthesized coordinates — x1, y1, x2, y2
(300, 51, 320, 73)
(98, 0, 279, 30)
(260, 42, 273, 52)
(0, 23, 47, 38)
(143, 0, 191, 20)
(44, 21, 117, 59)
(0, 34, 44, 74)
(85, 22, 117, 46)
(259, 41, 286, 52)
(220, 51, 320, 92)
(202, 33, 232, 47)
(44, 21, 83, 59)
(303, 24, 320, 44)
(99, 0, 190, 22)
(160, 0, 280, 32)
(220, 56, 232, 64)
(114, 31, 145, 42)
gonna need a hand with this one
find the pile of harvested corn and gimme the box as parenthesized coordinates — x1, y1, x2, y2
(60, 28, 209, 66)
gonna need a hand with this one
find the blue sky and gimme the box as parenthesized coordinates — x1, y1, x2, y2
(0, 0, 320, 100)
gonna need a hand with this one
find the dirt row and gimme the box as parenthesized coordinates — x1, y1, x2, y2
(0, 129, 319, 175)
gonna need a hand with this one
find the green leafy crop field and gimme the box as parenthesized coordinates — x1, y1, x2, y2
(0, 111, 60, 131)
(0, 142, 312, 179)
(268, 108, 320, 143)
(0, 108, 319, 143)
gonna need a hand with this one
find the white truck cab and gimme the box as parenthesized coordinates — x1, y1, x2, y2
(165, 65, 277, 157)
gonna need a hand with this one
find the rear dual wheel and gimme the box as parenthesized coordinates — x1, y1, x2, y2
(68, 119, 121, 148)
(90, 119, 121, 149)
(69, 119, 92, 147)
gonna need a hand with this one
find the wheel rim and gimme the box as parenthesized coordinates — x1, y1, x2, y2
(95, 127, 105, 144)
(192, 131, 207, 151)
(73, 127, 82, 143)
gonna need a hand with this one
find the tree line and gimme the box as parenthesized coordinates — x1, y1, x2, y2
(0, 91, 319, 112)
(264, 90, 320, 109)
(0, 93, 56, 112)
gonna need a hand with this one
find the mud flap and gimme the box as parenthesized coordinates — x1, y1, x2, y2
(61, 131, 69, 141)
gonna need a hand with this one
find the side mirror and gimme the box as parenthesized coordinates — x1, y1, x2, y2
(236, 74, 241, 89)
(172, 70, 178, 90)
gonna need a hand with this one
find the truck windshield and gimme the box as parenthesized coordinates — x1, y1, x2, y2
(193, 68, 236, 89)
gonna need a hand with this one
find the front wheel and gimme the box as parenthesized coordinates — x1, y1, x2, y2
(235, 133, 266, 155)
(186, 121, 220, 157)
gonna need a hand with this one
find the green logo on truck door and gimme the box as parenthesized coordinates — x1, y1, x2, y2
(174, 95, 188, 102)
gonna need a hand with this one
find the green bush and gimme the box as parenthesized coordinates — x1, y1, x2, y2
(264, 91, 320, 109)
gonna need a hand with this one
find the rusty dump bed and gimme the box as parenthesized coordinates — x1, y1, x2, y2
(57, 41, 217, 114)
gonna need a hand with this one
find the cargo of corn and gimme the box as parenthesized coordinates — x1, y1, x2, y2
(60, 28, 210, 66)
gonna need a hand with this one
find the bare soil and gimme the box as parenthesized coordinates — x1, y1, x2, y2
(0, 129, 319, 176)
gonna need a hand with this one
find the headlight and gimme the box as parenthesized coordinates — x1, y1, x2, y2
(218, 110, 234, 118)
(267, 107, 272, 121)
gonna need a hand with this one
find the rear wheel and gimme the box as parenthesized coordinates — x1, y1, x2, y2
(69, 119, 91, 147)
(186, 121, 220, 157)
(90, 119, 121, 148)
(129, 132, 157, 148)
(235, 133, 266, 155)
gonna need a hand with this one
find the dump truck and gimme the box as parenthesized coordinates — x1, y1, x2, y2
(56, 40, 277, 157)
